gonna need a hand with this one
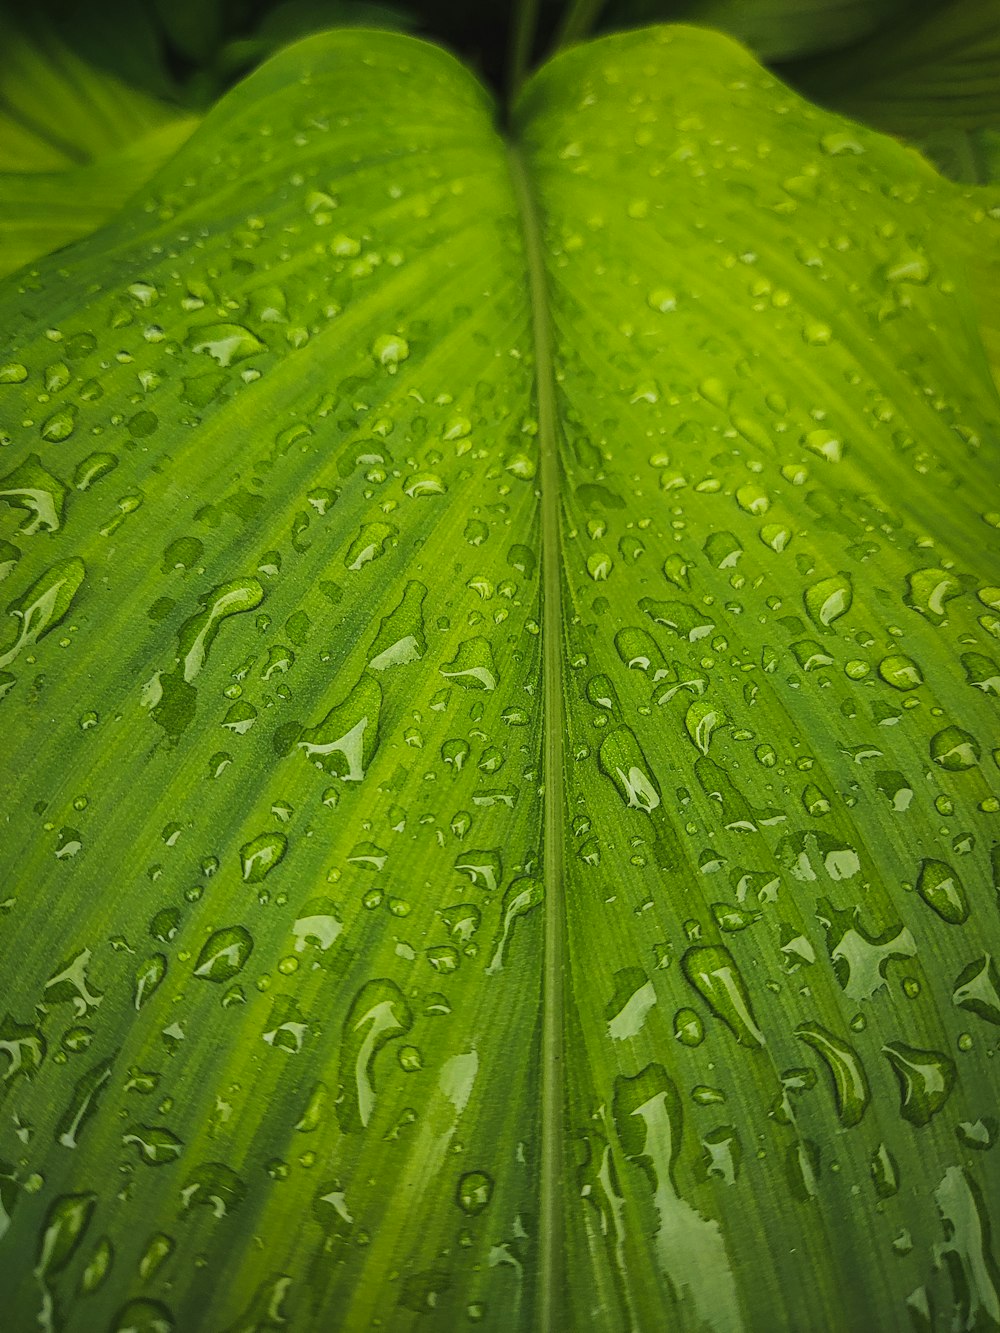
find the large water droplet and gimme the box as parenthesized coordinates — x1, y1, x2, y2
(681, 946, 765, 1048)
(194, 925, 254, 981)
(882, 1042, 956, 1126)
(187, 323, 266, 367)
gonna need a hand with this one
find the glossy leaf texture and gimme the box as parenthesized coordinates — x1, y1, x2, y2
(1, 23, 999, 1333)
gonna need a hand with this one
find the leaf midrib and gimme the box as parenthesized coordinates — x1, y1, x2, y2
(508, 141, 566, 1333)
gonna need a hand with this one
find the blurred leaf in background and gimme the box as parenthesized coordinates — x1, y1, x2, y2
(0, 7, 198, 278)
(612, 0, 920, 60)
(787, 0, 1000, 183)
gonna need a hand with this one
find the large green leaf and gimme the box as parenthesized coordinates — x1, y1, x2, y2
(1, 22, 999, 1332)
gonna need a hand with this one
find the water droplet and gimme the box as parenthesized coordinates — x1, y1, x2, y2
(952, 954, 1000, 1026)
(122, 1124, 183, 1166)
(870, 1143, 899, 1198)
(0, 454, 67, 534)
(0, 540, 19, 586)
(704, 530, 742, 569)
(73, 452, 119, 491)
(187, 323, 265, 367)
(0, 558, 85, 672)
(883, 251, 931, 285)
(820, 131, 864, 155)
(586, 552, 613, 581)
(930, 726, 980, 771)
(598, 727, 660, 813)
(662, 553, 690, 590)
(78, 1236, 113, 1294)
(371, 334, 409, 370)
(440, 638, 498, 691)
(34, 1190, 96, 1332)
(486, 876, 542, 973)
(292, 899, 343, 953)
(916, 859, 969, 924)
(795, 1022, 869, 1126)
(134, 955, 166, 1011)
(128, 409, 158, 439)
(40, 405, 77, 442)
(337, 979, 413, 1131)
(56, 1058, 113, 1148)
(906, 567, 961, 620)
(641, 598, 715, 641)
(368, 581, 426, 671)
(804, 428, 842, 462)
(296, 674, 382, 780)
(451, 849, 499, 892)
(735, 482, 770, 515)
(179, 1161, 245, 1216)
(962, 651, 1000, 695)
(681, 945, 765, 1048)
(178, 580, 264, 684)
(878, 654, 922, 690)
(345, 521, 397, 571)
(240, 833, 288, 884)
(673, 1007, 705, 1046)
(194, 926, 254, 981)
(138, 1234, 174, 1281)
(882, 1042, 956, 1126)
(263, 995, 310, 1053)
(805, 574, 852, 628)
(457, 1171, 494, 1214)
(759, 522, 791, 552)
(612, 1063, 740, 1326)
(404, 472, 446, 497)
(685, 699, 725, 756)
(698, 377, 729, 409)
(648, 287, 677, 311)
(956, 1119, 998, 1150)
(161, 537, 204, 573)
(127, 280, 159, 306)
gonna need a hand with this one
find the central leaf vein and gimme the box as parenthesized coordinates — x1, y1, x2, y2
(508, 142, 567, 1332)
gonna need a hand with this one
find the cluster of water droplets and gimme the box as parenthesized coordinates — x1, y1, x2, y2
(0, 21, 998, 1333)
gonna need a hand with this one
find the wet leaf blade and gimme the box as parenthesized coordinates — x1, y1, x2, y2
(520, 24, 1000, 1329)
(0, 30, 545, 1331)
(0, 20, 998, 1333)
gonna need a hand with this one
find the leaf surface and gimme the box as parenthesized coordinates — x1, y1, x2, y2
(1, 22, 999, 1333)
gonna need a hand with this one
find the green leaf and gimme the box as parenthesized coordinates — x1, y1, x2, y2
(610, 0, 916, 61)
(1, 22, 999, 1332)
(791, 0, 1000, 181)
(0, 7, 198, 276)
(0, 120, 201, 282)
(0, 8, 186, 166)
(14, 0, 180, 104)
